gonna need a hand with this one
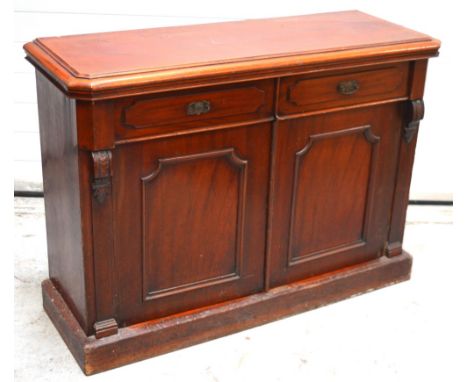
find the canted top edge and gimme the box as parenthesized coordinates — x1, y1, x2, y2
(24, 10, 440, 100)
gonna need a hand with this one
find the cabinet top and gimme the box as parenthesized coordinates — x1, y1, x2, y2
(24, 10, 440, 100)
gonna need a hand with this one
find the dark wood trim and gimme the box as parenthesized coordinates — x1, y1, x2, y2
(403, 99, 424, 143)
(385, 59, 429, 258)
(264, 78, 282, 291)
(42, 252, 412, 375)
(90, 150, 118, 334)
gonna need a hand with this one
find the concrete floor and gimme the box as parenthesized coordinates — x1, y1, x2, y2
(14, 197, 464, 381)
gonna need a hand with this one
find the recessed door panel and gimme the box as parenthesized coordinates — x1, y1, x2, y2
(141, 148, 246, 300)
(289, 125, 379, 264)
(269, 103, 402, 286)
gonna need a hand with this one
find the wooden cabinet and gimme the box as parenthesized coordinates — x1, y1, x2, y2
(24, 11, 440, 375)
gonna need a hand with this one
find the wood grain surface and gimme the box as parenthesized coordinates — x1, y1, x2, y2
(24, 11, 440, 99)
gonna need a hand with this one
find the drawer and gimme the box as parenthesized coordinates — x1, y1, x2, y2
(278, 63, 409, 115)
(115, 80, 274, 140)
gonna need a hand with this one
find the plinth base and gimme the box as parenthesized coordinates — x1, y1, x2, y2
(42, 252, 412, 375)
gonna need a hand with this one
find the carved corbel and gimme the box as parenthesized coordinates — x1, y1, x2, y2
(404, 99, 424, 143)
(91, 151, 112, 204)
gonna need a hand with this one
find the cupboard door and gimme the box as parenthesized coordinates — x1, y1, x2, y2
(269, 104, 402, 287)
(114, 124, 271, 325)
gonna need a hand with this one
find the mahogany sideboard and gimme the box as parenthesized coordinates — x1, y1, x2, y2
(24, 11, 440, 375)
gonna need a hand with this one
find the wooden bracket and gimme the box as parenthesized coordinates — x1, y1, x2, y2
(94, 318, 118, 339)
(404, 99, 424, 143)
(91, 151, 113, 204)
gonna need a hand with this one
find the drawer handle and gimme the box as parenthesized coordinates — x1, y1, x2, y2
(337, 80, 359, 95)
(186, 100, 211, 116)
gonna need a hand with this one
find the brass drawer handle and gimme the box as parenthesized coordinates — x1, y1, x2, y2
(186, 100, 211, 116)
(337, 80, 359, 95)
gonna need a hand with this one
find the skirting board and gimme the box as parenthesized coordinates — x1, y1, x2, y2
(42, 252, 412, 375)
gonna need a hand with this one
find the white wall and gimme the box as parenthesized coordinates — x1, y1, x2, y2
(14, 0, 461, 200)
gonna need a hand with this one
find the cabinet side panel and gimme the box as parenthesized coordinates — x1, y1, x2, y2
(36, 70, 88, 330)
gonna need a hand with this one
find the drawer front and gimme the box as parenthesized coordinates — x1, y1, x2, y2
(278, 63, 409, 115)
(116, 80, 274, 140)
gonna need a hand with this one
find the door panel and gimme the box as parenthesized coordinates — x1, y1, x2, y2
(288, 125, 379, 264)
(114, 124, 271, 325)
(141, 148, 247, 300)
(269, 103, 402, 286)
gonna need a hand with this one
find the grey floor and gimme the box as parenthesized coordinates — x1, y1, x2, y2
(14, 197, 464, 381)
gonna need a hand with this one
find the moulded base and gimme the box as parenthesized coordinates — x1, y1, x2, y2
(42, 251, 412, 375)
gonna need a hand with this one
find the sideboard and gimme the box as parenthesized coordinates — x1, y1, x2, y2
(24, 10, 440, 374)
